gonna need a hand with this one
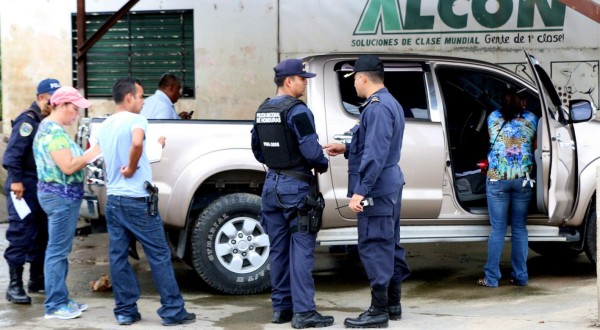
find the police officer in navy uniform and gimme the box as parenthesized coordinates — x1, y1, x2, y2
(251, 59, 333, 329)
(3, 78, 60, 304)
(324, 55, 411, 328)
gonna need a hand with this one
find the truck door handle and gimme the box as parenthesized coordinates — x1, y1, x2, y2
(333, 133, 353, 143)
(552, 133, 575, 150)
(562, 141, 575, 150)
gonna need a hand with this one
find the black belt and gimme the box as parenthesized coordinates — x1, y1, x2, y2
(272, 170, 314, 184)
(121, 196, 149, 202)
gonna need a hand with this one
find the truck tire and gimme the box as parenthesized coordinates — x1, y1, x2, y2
(583, 199, 597, 265)
(190, 193, 270, 294)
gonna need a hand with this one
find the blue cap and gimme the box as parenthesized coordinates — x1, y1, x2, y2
(274, 59, 316, 78)
(37, 78, 61, 95)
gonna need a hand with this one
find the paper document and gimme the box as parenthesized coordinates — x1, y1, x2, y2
(11, 192, 31, 220)
(145, 134, 163, 163)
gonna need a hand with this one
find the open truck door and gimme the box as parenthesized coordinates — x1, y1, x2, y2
(526, 52, 583, 224)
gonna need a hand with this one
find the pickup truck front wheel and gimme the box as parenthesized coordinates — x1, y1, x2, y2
(190, 193, 270, 294)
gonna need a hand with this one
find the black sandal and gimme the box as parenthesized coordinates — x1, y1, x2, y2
(476, 278, 491, 287)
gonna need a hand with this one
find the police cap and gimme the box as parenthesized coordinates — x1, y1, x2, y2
(274, 59, 316, 78)
(344, 55, 384, 78)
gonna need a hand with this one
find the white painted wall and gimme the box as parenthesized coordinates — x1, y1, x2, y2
(1, 0, 279, 134)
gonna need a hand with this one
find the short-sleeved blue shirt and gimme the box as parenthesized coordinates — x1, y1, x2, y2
(95, 111, 153, 197)
(140, 90, 178, 120)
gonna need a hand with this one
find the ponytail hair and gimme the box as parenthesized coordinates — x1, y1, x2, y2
(500, 88, 526, 121)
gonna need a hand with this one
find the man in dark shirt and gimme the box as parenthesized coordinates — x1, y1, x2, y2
(251, 59, 333, 329)
(324, 55, 411, 328)
(3, 78, 60, 304)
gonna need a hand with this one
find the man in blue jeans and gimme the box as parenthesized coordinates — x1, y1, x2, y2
(94, 77, 196, 326)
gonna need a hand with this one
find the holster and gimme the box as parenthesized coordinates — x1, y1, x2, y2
(297, 192, 324, 233)
(144, 181, 159, 216)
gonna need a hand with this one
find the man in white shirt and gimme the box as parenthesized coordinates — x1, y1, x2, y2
(95, 77, 196, 326)
(140, 73, 190, 119)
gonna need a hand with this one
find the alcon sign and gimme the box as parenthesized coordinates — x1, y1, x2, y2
(354, 0, 566, 34)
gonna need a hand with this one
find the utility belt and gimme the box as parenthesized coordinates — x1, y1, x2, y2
(273, 169, 325, 234)
(272, 169, 314, 184)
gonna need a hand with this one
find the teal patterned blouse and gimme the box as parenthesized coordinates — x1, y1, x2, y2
(487, 110, 538, 180)
(33, 120, 84, 200)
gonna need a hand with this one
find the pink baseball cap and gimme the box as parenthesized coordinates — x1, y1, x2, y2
(50, 86, 92, 109)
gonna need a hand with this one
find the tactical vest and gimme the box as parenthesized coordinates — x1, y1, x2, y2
(255, 96, 306, 169)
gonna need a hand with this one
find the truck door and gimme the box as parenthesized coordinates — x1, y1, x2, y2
(525, 52, 577, 224)
(321, 58, 445, 222)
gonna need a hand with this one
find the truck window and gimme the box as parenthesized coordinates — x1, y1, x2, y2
(435, 67, 541, 122)
(335, 61, 429, 120)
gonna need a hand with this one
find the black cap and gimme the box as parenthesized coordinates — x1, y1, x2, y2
(274, 59, 316, 78)
(344, 55, 384, 78)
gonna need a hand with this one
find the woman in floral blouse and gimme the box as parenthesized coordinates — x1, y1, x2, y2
(478, 88, 538, 288)
(33, 86, 99, 319)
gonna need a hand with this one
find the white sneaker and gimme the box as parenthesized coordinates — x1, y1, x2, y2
(68, 299, 88, 312)
(44, 305, 82, 320)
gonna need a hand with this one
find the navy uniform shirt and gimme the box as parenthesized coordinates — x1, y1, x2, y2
(3, 102, 44, 183)
(346, 87, 405, 198)
(251, 95, 328, 173)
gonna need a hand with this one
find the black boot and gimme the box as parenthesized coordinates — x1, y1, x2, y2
(271, 310, 293, 324)
(6, 266, 32, 304)
(291, 310, 334, 329)
(344, 288, 389, 328)
(387, 283, 402, 320)
(28, 262, 45, 293)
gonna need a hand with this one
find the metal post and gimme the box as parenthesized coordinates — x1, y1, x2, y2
(596, 166, 600, 324)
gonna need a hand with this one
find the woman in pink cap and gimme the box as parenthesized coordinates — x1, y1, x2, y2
(32, 86, 100, 320)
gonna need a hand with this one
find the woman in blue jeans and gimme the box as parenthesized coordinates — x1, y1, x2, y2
(477, 88, 538, 288)
(33, 87, 99, 319)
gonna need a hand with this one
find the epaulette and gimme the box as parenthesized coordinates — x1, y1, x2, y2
(358, 95, 380, 114)
(26, 112, 36, 119)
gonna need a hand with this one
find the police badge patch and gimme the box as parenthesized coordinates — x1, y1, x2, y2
(19, 123, 33, 137)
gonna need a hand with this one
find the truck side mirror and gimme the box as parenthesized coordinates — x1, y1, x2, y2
(569, 99, 594, 123)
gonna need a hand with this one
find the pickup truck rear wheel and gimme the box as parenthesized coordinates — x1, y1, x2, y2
(190, 193, 270, 294)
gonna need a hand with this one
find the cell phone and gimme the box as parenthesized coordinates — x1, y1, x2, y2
(360, 197, 374, 207)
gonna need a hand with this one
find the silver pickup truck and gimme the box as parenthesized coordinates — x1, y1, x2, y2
(78, 52, 598, 295)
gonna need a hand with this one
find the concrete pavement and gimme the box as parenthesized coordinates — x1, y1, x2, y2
(0, 222, 599, 329)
